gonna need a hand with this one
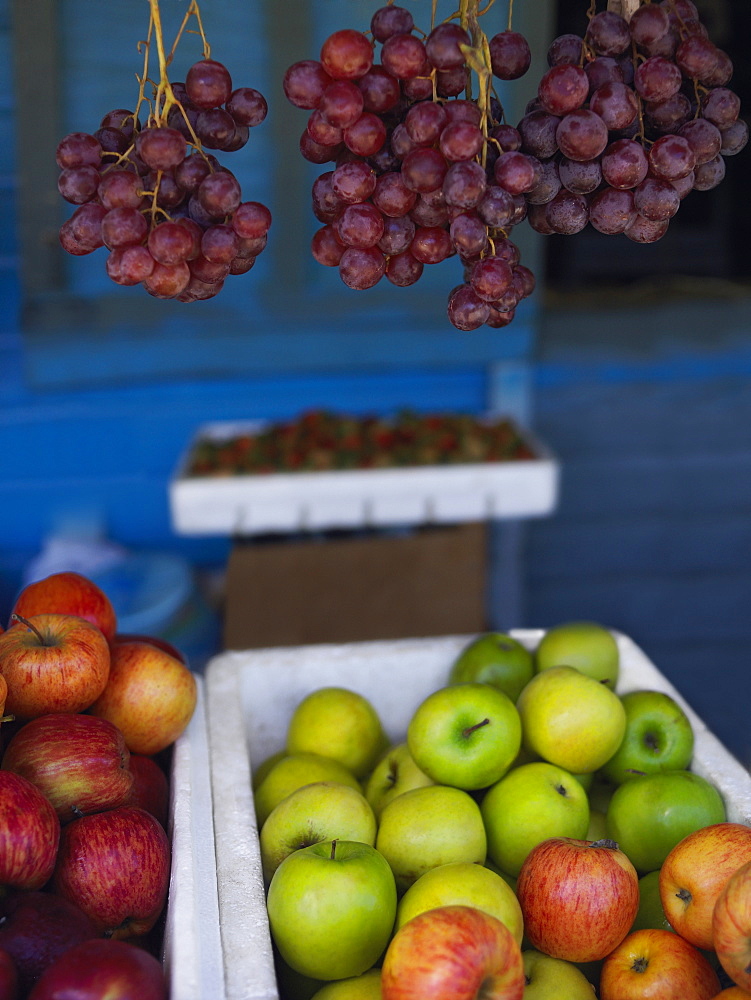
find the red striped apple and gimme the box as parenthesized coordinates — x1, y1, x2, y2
(381, 904, 525, 1000)
(0, 771, 60, 892)
(125, 754, 170, 830)
(0, 615, 110, 719)
(87, 640, 196, 755)
(712, 859, 751, 992)
(11, 572, 117, 643)
(599, 928, 721, 1000)
(27, 939, 167, 1000)
(52, 806, 170, 939)
(516, 837, 639, 963)
(660, 823, 751, 950)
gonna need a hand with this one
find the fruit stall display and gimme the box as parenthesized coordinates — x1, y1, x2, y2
(0, 572, 219, 1000)
(205, 627, 751, 1000)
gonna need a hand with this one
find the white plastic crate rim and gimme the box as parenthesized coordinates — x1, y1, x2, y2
(204, 630, 751, 1000)
(169, 419, 560, 535)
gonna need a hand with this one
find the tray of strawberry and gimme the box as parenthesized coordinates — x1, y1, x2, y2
(170, 410, 559, 535)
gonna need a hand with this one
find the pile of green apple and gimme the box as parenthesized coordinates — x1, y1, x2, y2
(0, 571, 198, 1000)
(253, 622, 751, 1000)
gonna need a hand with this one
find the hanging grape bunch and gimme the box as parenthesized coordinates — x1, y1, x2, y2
(283, 2, 537, 331)
(55, 0, 271, 302)
(522, 0, 747, 242)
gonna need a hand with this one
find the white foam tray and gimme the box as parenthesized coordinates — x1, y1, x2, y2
(163, 675, 224, 1000)
(169, 420, 560, 536)
(204, 631, 751, 1000)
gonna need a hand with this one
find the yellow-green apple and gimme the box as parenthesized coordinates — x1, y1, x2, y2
(380, 904, 525, 1000)
(267, 839, 397, 981)
(0, 771, 60, 892)
(534, 621, 619, 687)
(87, 639, 196, 755)
(659, 823, 751, 950)
(51, 806, 170, 939)
(516, 666, 626, 774)
(260, 781, 377, 883)
(364, 743, 435, 818)
(586, 808, 608, 841)
(449, 632, 534, 702)
(125, 754, 169, 830)
(2, 713, 134, 824)
(631, 870, 674, 933)
(11, 572, 117, 643)
(286, 687, 387, 780)
(310, 968, 382, 999)
(254, 752, 361, 827)
(606, 770, 726, 873)
(26, 939, 167, 1000)
(712, 858, 751, 992)
(375, 785, 486, 893)
(395, 861, 524, 946)
(480, 761, 590, 877)
(0, 615, 110, 719)
(0, 949, 17, 1000)
(406, 682, 521, 790)
(522, 949, 596, 998)
(0, 891, 98, 995)
(516, 837, 639, 962)
(600, 690, 694, 785)
(252, 749, 286, 791)
(599, 928, 721, 1000)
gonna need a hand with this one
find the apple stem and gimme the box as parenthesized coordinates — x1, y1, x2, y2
(590, 838, 620, 851)
(330, 839, 338, 861)
(462, 718, 490, 738)
(0, 715, 14, 725)
(10, 613, 48, 645)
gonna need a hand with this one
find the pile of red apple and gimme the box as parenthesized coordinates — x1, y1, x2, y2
(252, 622, 751, 1000)
(0, 571, 198, 1000)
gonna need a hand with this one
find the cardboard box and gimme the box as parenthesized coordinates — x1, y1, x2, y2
(204, 631, 751, 1000)
(222, 523, 489, 650)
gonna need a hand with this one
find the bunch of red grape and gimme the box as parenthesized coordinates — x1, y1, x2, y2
(283, 5, 538, 331)
(521, 0, 747, 242)
(56, 58, 271, 302)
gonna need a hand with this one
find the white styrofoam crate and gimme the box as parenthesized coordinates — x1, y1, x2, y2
(204, 631, 751, 1000)
(163, 675, 223, 1000)
(169, 420, 560, 536)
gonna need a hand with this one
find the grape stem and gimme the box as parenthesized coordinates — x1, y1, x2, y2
(458, 0, 495, 157)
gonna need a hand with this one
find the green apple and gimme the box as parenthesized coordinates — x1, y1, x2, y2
(407, 682, 522, 790)
(517, 665, 627, 774)
(448, 632, 534, 703)
(286, 687, 388, 780)
(375, 784, 486, 893)
(260, 781, 377, 883)
(480, 761, 590, 877)
(605, 769, 726, 873)
(630, 869, 674, 934)
(586, 808, 608, 841)
(395, 861, 524, 945)
(522, 949, 597, 998)
(267, 839, 397, 981)
(364, 742, 435, 818)
(254, 752, 361, 828)
(588, 773, 617, 814)
(310, 968, 382, 999)
(274, 948, 322, 1000)
(598, 690, 694, 785)
(252, 749, 287, 791)
(534, 621, 619, 687)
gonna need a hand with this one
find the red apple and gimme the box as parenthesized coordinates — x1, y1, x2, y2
(708, 989, 751, 998)
(0, 614, 110, 719)
(0, 771, 60, 892)
(87, 640, 196, 755)
(0, 891, 98, 995)
(27, 939, 167, 1000)
(2, 713, 134, 823)
(600, 928, 721, 1000)
(712, 859, 751, 992)
(12, 572, 117, 642)
(112, 634, 186, 664)
(52, 806, 170, 939)
(125, 755, 170, 830)
(660, 823, 751, 951)
(516, 837, 639, 963)
(380, 904, 525, 1000)
(0, 949, 18, 1000)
